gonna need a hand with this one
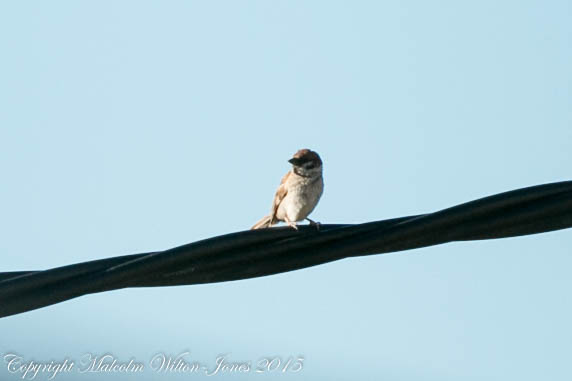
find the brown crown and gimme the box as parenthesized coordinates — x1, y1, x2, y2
(291, 148, 322, 165)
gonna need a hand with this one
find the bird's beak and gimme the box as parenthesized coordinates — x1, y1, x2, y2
(288, 158, 302, 166)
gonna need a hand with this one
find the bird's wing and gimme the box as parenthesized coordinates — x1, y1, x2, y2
(270, 171, 291, 224)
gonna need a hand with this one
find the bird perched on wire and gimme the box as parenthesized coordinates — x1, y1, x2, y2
(251, 149, 324, 230)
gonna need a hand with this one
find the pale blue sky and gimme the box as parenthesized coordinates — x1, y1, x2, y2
(1, 1, 571, 380)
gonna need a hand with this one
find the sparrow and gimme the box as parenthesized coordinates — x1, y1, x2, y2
(251, 148, 324, 230)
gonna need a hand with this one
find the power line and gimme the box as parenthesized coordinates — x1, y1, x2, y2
(1, 181, 571, 318)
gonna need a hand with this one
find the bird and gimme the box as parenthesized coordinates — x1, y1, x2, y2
(251, 148, 324, 230)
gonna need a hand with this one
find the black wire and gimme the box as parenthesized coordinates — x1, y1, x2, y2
(1, 181, 571, 319)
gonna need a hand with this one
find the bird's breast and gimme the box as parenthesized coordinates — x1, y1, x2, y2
(279, 176, 323, 222)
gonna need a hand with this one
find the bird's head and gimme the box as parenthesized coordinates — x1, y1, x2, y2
(288, 149, 323, 177)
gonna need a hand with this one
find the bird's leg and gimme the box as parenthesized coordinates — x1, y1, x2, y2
(306, 218, 321, 231)
(284, 216, 299, 230)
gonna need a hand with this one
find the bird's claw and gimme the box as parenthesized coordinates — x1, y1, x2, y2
(306, 218, 321, 231)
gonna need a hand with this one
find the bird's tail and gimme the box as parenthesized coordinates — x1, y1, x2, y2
(251, 215, 272, 230)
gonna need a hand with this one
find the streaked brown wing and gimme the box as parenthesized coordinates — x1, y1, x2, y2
(270, 171, 291, 224)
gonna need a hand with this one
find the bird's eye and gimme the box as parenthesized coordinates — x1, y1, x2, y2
(304, 163, 315, 169)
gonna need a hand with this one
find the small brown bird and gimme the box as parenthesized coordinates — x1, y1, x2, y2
(251, 149, 324, 230)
